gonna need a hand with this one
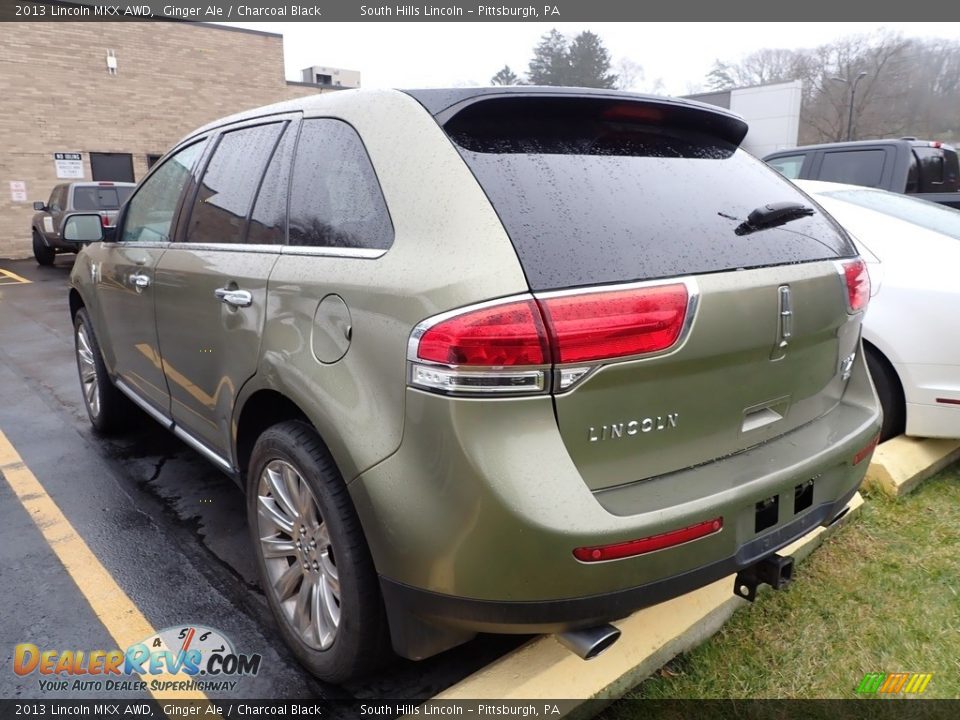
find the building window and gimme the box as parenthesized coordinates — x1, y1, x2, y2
(146, 154, 163, 170)
(315, 73, 332, 85)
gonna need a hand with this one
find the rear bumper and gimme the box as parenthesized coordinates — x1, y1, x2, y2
(898, 361, 960, 438)
(350, 350, 881, 659)
(380, 484, 857, 635)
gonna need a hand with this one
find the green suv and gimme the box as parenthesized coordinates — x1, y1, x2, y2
(65, 88, 882, 683)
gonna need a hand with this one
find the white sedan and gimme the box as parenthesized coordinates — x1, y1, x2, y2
(797, 180, 960, 440)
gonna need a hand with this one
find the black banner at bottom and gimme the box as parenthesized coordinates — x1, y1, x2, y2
(2, 700, 960, 720)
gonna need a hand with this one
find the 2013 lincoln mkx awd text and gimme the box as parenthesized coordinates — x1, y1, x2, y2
(64, 87, 882, 683)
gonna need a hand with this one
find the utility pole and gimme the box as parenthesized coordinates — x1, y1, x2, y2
(831, 72, 868, 141)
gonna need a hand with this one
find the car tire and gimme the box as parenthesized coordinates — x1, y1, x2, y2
(865, 346, 906, 442)
(33, 230, 55, 266)
(73, 308, 132, 434)
(247, 420, 390, 683)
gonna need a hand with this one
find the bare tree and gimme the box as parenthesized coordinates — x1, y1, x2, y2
(703, 30, 960, 145)
(615, 58, 644, 91)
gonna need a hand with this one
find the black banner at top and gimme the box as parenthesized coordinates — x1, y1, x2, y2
(3, 0, 960, 21)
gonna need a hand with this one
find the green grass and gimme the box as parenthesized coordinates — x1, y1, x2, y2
(604, 464, 960, 704)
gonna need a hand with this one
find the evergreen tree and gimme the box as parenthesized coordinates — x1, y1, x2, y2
(491, 65, 522, 85)
(527, 29, 571, 86)
(567, 31, 618, 89)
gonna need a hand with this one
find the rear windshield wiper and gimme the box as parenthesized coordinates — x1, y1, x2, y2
(731, 202, 815, 236)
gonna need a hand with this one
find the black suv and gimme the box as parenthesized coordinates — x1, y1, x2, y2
(764, 138, 960, 209)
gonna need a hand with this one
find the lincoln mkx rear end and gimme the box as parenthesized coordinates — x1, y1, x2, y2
(353, 88, 882, 661)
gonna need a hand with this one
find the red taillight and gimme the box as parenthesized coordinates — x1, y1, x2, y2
(417, 299, 549, 366)
(574, 517, 723, 562)
(410, 282, 693, 395)
(100, 214, 110, 228)
(842, 259, 870, 313)
(852, 433, 880, 466)
(539, 284, 688, 363)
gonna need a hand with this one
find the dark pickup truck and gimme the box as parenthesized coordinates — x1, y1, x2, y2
(764, 138, 960, 209)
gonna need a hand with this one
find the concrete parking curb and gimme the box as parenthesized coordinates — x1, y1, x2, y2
(864, 436, 960, 497)
(434, 493, 863, 708)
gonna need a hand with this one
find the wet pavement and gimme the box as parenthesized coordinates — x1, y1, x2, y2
(0, 256, 520, 703)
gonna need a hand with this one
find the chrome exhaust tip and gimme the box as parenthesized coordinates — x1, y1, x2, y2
(556, 624, 621, 660)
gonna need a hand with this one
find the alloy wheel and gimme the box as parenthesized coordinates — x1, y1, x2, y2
(76, 323, 100, 419)
(257, 459, 341, 650)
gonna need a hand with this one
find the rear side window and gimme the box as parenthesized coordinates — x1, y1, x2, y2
(767, 154, 805, 179)
(287, 119, 393, 250)
(185, 122, 284, 245)
(818, 149, 886, 187)
(247, 123, 298, 245)
(72, 186, 129, 210)
(444, 97, 854, 291)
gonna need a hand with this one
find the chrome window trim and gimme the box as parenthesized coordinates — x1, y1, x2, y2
(160, 243, 386, 258)
(166, 242, 281, 254)
(281, 246, 387, 259)
(103, 241, 169, 250)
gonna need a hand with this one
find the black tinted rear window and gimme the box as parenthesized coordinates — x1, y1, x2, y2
(445, 97, 854, 291)
(73, 185, 132, 210)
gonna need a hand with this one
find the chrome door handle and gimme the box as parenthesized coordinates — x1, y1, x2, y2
(214, 288, 253, 308)
(130, 273, 151, 290)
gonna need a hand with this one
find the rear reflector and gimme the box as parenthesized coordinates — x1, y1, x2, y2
(852, 433, 880, 466)
(538, 284, 689, 364)
(936, 397, 960, 406)
(574, 517, 723, 562)
(841, 259, 870, 313)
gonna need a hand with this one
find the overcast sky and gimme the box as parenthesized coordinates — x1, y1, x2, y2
(217, 22, 960, 94)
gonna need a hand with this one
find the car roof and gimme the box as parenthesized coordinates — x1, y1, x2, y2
(765, 138, 954, 159)
(69, 181, 136, 188)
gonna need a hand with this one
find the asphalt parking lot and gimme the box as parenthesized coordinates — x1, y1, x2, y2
(0, 256, 520, 704)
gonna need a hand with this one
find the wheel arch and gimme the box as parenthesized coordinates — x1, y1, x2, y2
(68, 287, 85, 321)
(862, 337, 908, 436)
(233, 387, 311, 485)
(862, 337, 906, 400)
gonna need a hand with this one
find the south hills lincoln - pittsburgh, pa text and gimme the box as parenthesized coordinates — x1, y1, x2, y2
(360, 5, 560, 17)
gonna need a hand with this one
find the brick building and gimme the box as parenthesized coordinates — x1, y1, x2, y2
(0, 21, 332, 258)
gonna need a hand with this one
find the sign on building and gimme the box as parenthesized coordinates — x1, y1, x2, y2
(54, 152, 84, 179)
(9, 181, 27, 203)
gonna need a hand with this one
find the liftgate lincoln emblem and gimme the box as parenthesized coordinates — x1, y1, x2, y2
(588, 413, 679, 442)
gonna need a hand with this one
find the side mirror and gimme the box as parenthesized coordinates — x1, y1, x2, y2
(33, 201, 46, 211)
(62, 213, 105, 244)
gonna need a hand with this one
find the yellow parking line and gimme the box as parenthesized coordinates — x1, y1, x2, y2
(0, 429, 209, 703)
(0, 268, 31, 284)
